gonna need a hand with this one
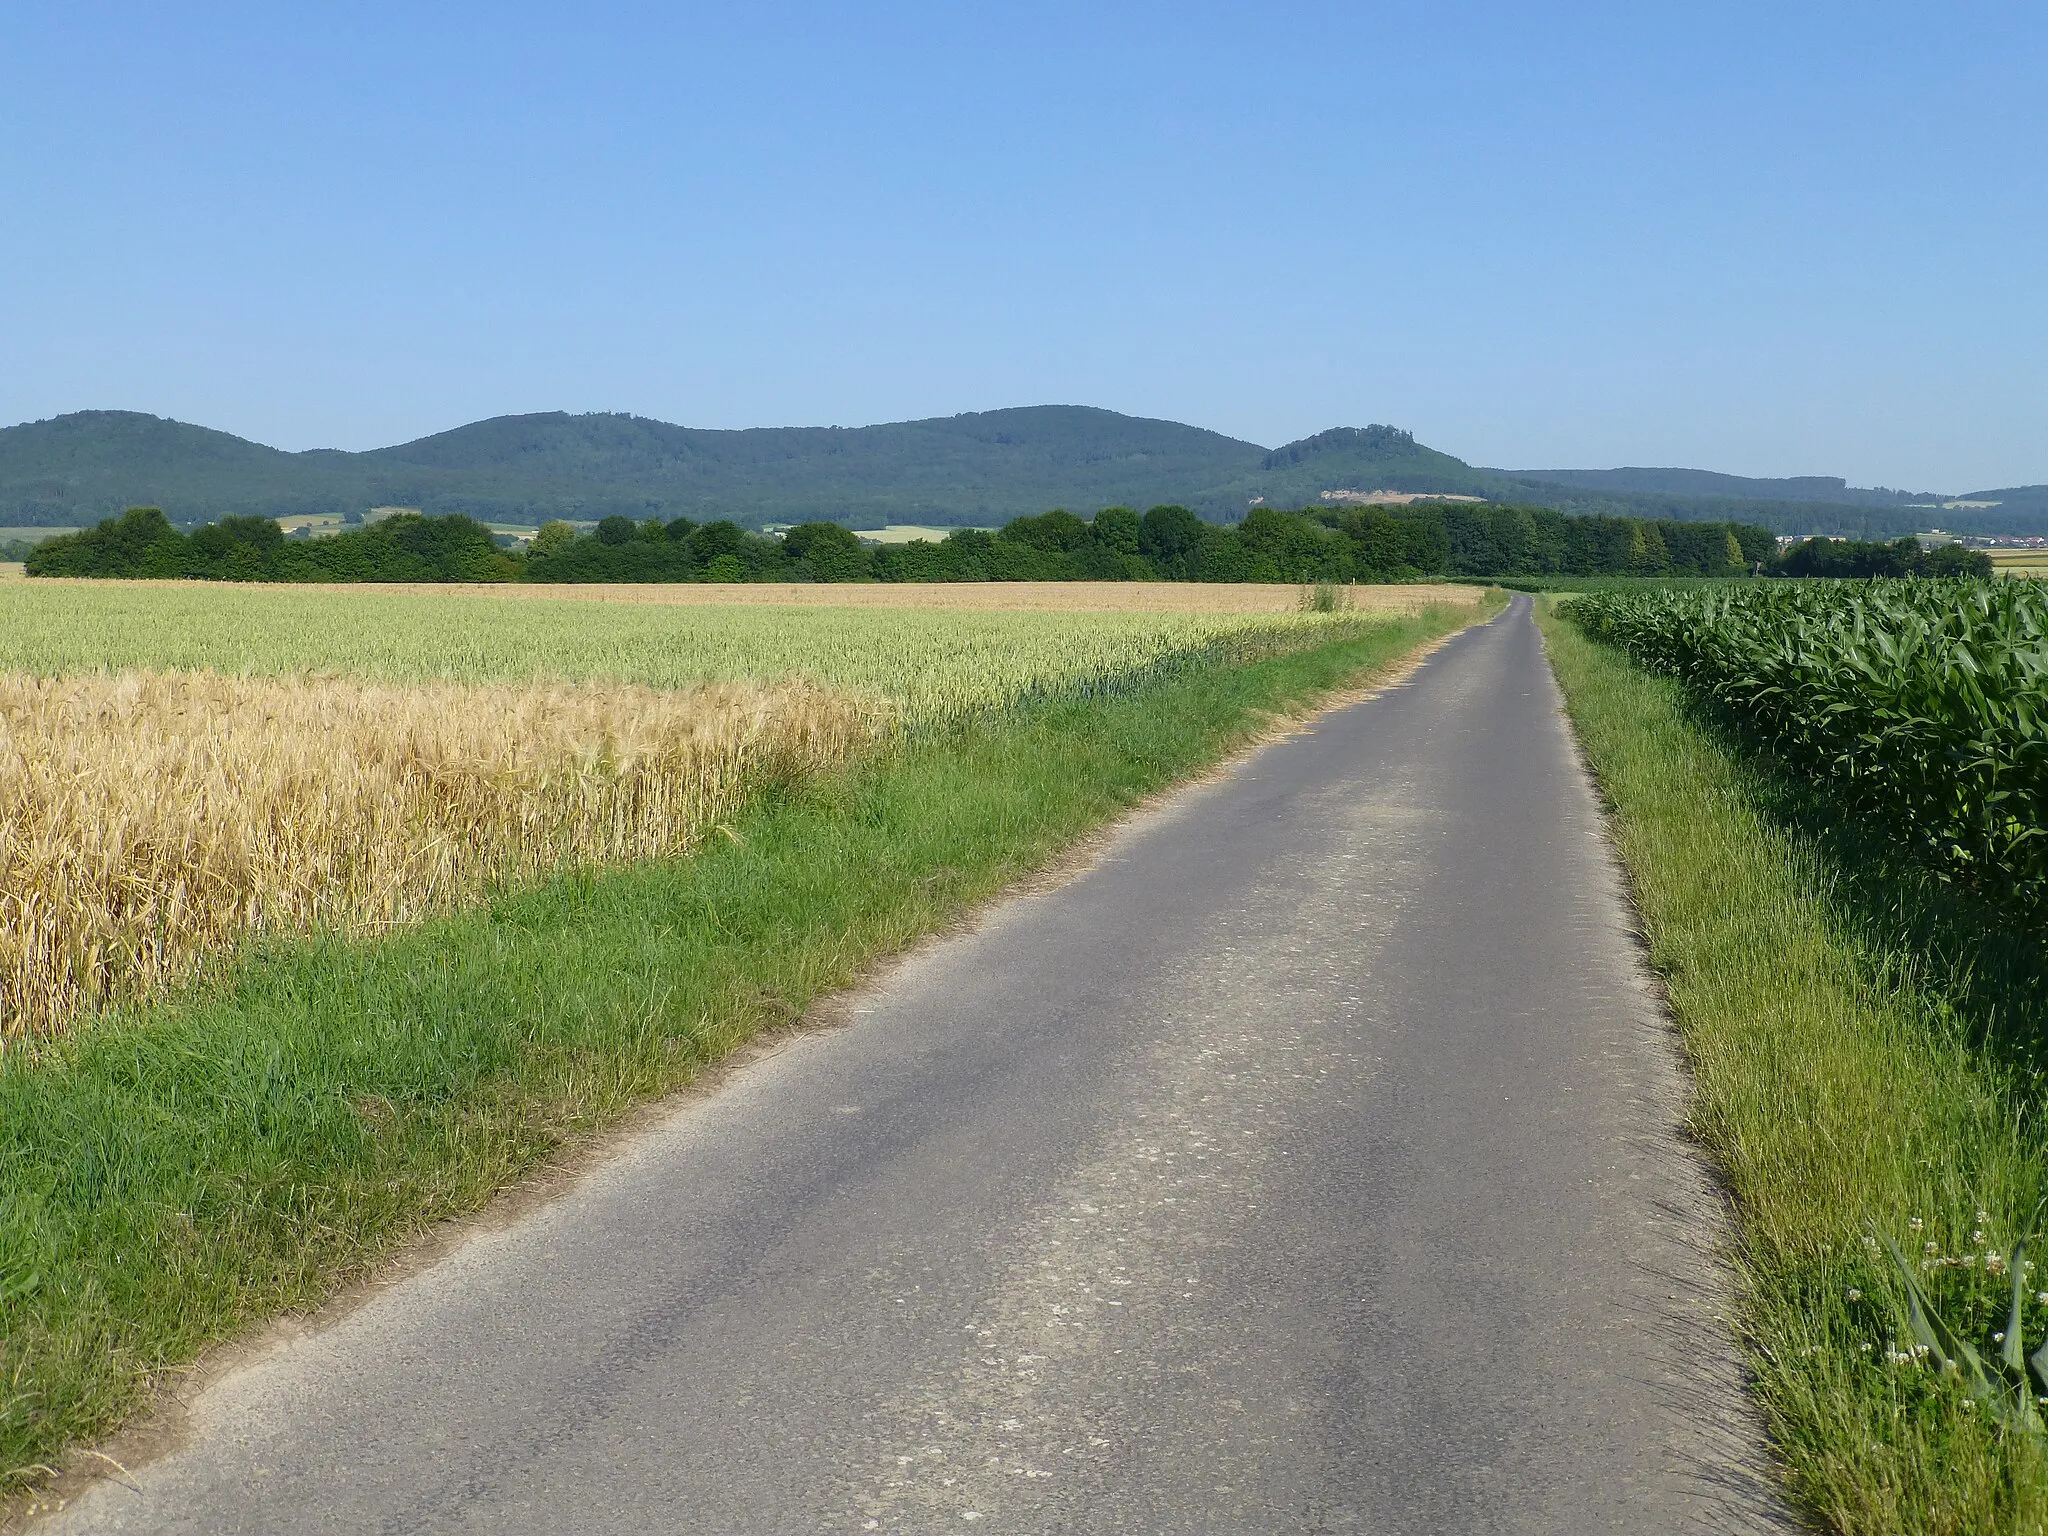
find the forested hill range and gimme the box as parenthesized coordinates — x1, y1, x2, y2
(3, 406, 2042, 538)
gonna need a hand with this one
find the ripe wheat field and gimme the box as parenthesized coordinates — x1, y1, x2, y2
(0, 582, 1409, 1041)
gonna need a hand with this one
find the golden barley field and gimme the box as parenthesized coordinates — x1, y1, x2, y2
(0, 670, 867, 1038)
(0, 582, 1429, 1039)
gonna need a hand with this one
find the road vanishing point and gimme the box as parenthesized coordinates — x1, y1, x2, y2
(49, 596, 1792, 1534)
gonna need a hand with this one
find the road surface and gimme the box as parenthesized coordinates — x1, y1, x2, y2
(49, 596, 1789, 1533)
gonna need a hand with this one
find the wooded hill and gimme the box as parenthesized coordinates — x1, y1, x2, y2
(3, 406, 2039, 537)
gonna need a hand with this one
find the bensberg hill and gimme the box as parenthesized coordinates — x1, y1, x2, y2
(2, 405, 2041, 539)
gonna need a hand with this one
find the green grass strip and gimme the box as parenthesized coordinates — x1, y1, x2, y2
(0, 600, 1489, 1491)
(1538, 602, 2048, 1535)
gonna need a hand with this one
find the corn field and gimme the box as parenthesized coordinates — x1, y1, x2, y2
(1565, 579, 2048, 920)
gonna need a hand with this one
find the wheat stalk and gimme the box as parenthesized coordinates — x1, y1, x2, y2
(0, 670, 874, 1040)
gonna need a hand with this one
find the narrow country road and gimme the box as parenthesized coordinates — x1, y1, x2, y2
(49, 597, 1791, 1534)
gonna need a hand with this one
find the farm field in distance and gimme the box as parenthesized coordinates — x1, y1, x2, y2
(1989, 548, 2048, 577)
(0, 580, 1454, 722)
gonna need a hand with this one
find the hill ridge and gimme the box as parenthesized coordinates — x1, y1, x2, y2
(3, 406, 2041, 538)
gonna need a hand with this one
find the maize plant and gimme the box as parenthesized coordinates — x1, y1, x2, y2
(1565, 580, 2048, 922)
(1882, 1231, 2048, 1434)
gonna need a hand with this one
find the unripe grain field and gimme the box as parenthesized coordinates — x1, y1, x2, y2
(0, 581, 1472, 1043)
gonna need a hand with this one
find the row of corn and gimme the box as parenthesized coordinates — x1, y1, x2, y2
(1565, 579, 2048, 922)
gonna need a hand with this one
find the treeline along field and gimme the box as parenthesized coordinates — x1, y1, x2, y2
(27, 500, 1783, 585)
(1567, 580, 2048, 923)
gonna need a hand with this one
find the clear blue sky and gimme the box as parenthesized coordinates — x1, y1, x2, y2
(3, 2, 2042, 489)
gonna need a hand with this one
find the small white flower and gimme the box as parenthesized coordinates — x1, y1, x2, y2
(1910, 1218, 1925, 1232)
(1926, 1241, 1940, 1256)
(1973, 1230, 1987, 1246)
(1846, 1288, 1863, 1302)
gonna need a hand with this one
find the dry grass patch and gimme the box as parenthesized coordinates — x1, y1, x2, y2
(0, 670, 871, 1042)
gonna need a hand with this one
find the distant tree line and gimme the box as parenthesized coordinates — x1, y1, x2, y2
(35, 502, 1917, 587)
(25, 508, 517, 582)
(1775, 534, 1992, 578)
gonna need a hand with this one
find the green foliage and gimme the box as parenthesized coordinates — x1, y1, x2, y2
(1779, 536, 1995, 579)
(29, 499, 1789, 588)
(27, 508, 516, 583)
(529, 519, 577, 558)
(1091, 505, 1141, 555)
(1878, 1230, 2048, 1434)
(1566, 580, 2048, 922)
(1137, 504, 1207, 577)
(1540, 604, 2048, 1532)
(1000, 508, 1091, 553)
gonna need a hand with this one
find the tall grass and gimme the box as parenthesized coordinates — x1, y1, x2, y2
(1540, 601, 2048, 1535)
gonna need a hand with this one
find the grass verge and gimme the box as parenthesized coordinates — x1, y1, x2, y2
(0, 597, 1495, 1496)
(1538, 600, 2048, 1535)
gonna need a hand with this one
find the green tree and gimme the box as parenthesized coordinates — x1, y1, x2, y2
(1000, 509, 1091, 553)
(1138, 505, 1206, 578)
(1627, 520, 1670, 574)
(529, 520, 577, 558)
(1091, 506, 1141, 555)
(782, 521, 871, 581)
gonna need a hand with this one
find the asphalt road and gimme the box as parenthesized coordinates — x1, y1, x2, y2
(49, 596, 1791, 1534)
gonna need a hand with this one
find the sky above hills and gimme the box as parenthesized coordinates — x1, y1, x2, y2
(3, 2, 2042, 490)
